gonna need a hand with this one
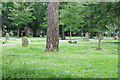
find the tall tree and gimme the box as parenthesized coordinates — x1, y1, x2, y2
(31, 2, 47, 37)
(8, 2, 35, 37)
(45, 2, 59, 52)
(61, 2, 83, 41)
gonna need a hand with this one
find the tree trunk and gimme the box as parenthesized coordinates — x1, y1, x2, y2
(19, 29, 21, 37)
(45, 2, 59, 52)
(17, 28, 20, 38)
(70, 17, 72, 42)
(0, 14, 2, 38)
(90, 32, 93, 38)
(70, 28, 72, 42)
(116, 32, 119, 37)
(33, 26, 37, 37)
(2, 15, 4, 37)
(109, 34, 111, 37)
(81, 29, 83, 36)
(61, 25, 66, 40)
(42, 33, 44, 37)
(107, 33, 109, 38)
(25, 30, 28, 36)
(33, 20, 37, 37)
(113, 23, 115, 38)
(118, 19, 120, 38)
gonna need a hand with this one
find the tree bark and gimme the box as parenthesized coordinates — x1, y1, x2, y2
(2, 15, 4, 37)
(33, 26, 37, 37)
(45, 2, 59, 52)
(19, 29, 21, 37)
(118, 19, 120, 38)
(81, 29, 83, 36)
(25, 30, 28, 36)
(90, 32, 93, 38)
(0, 14, 2, 38)
(33, 20, 37, 37)
(17, 28, 20, 38)
(107, 33, 109, 38)
(61, 25, 66, 40)
(113, 23, 115, 38)
(70, 17, 72, 42)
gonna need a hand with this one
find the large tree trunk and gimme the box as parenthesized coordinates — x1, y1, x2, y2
(61, 25, 66, 40)
(113, 23, 115, 38)
(17, 28, 20, 38)
(45, 2, 59, 52)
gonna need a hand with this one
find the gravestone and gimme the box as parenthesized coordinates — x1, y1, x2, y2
(22, 37, 29, 47)
(83, 32, 89, 41)
(96, 34, 103, 50)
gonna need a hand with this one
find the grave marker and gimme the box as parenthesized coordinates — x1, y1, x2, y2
(22, 37, 29, 47)
(96, 34, 103, 50)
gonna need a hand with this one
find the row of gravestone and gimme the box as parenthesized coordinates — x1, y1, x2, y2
(23, 34, 103, 50)
(3, 33, 103, 50)
(2, 33, 29, 47)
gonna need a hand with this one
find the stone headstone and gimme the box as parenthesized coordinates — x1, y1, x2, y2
(22, 37, 29, 47)
(96, 34, 103, 50)
(83, 32, 89, 41)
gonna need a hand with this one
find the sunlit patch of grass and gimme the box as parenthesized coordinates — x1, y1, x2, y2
(2, 37, 118, 78)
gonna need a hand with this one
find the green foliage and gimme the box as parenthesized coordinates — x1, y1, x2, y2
(8, 2, 35, 29)
(60, 2, 84, 33)
(31, 2, 47, 33)
(2, 2, 119, 37)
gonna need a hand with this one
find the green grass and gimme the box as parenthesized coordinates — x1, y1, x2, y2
(30, 40, 46, 42)
(2, 37, 118, 78)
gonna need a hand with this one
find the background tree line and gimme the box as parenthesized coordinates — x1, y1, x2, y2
(1, 2, 119, 39)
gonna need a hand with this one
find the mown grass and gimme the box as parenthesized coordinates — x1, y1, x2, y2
(2, 37, 118, 78)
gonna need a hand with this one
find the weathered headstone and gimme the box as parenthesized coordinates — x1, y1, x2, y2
(22, 37, 29, 47)
(83, 32, 89, 41)
(96, 34, 103, 50)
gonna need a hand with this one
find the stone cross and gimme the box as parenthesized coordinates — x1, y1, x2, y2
(22, 37, 29, 47)
(96, 34, 103, 50)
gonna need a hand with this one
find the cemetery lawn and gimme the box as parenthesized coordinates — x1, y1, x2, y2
(2, 37, 118, 78)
